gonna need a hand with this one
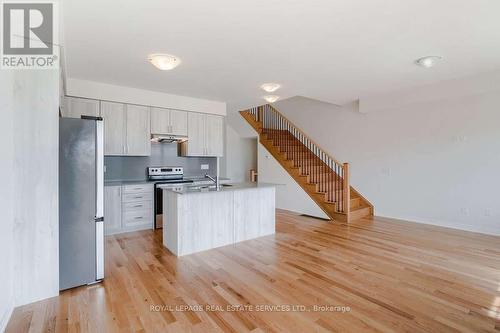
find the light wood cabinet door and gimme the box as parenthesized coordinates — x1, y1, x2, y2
(205, 114, 224, 157)
(150, 107, 170, 134)
(104, 186, 122, 235)
(101, 101, 125, 155)
(186, 112, 206, 156)
(125, 105, 151, 156)
(170, 109, 188, 136)
(63, 97, 100, 119)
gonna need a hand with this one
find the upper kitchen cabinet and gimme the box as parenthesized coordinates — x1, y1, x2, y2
(181, 113, 224, 157)
(170, 109, 188, 136)
(184, 112, 206, 156)
(101, 101, 125, 155)
(151, 107, 187, 136)
(101, 101, 151, 156)
(126, 105, 151, 156)
(62, 97, 100, 119)
(205, 115, 224, 156)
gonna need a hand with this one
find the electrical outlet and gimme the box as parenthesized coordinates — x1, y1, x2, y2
(484, 209, 492, 217)
(201, 164, 209, 170)
(460, 207, 469, 216)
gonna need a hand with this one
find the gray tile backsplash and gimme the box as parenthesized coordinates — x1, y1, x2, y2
(104, 143, 217, 181)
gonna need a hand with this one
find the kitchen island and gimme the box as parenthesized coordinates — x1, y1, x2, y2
(163, 183, 276, 256)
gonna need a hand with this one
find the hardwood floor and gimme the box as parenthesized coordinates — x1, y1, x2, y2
(6, 210, 500, 332)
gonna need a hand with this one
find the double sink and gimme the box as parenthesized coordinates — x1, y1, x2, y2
(188, 183, 233, 192)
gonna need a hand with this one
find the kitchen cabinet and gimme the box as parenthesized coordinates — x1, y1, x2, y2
(104, 183, 154, 235)
(170, 109, 188, 136)
(181, 113, 224, 157)
(121, 184, 153, 230)
(101, 101, 125, 155)
(126, 105, 151, 156)
(184, 112, 206, 156)
(205, 114, 224, 156)
(62, 97, 100, 119)
(100, 102, 151, 156)
(104, 185, 122, 235)
(151, 107, 187, 136)
(150, 107, 170, 134)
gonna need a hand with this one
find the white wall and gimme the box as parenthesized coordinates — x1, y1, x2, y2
(258, 144, 328, 219)
(0, 69, 60, 330)
(12, 70, 60, 305)
(0, 72, 15, 332)
(223, 125, 258, 182)
(66, 78, 227, 116)
(221, 107, 258, 182)
(262, 82, 500, 235)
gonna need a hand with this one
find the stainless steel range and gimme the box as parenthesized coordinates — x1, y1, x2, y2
(148, 167, 194, 229)
(148, 166, 190, 182)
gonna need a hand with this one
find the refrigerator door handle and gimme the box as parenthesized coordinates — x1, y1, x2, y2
(96, 220, 104, 280)
(95, 119, 105, 281)
(95, 120, 104, 219)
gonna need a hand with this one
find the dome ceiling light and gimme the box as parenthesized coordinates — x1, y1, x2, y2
(415, 56, 442, 68)
(260, 83, 281, 93)
(263, 95, 280, 103)
(148, 53, 181, 70)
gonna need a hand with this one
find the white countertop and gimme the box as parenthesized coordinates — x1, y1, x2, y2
(162, 182, 280, 194)
(104, 177, 230, 186)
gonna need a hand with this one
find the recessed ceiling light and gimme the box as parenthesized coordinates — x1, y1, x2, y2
(260, 83, 281, 92)
(148, 53, 181, 70)
(263, 95, 279, 103)
(415, 56, 442, 68)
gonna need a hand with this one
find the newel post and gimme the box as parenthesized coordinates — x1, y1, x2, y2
(343, 163, 350, 219)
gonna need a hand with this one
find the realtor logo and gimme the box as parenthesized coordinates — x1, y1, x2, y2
(1, 1, 59, 69)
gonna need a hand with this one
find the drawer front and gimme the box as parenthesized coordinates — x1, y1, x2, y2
(123, 200, 152, 212)
(123, 192, 153, 203)
(123, 210, 152, 227)
(122, 184, 153, 194)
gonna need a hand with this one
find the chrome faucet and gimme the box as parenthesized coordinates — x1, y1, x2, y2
(205, 173, 219, 188)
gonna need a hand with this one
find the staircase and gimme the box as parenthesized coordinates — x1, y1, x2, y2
(240, 104, 373, 223)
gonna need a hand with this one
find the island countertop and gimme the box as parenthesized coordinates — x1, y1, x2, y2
(161, 182, 280, 194)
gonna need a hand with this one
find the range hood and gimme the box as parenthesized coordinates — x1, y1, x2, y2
(150, 134, 188, 143)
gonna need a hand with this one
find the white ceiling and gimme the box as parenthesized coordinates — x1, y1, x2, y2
(63, 0, 500, 110)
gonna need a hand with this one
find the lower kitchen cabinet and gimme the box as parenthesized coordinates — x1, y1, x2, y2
(104, 185, 122, 235)
(104, 183, 154, 235)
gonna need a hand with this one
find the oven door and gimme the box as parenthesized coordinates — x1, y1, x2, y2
(154, 185, 163, 229)
(154, 181, 194, 229)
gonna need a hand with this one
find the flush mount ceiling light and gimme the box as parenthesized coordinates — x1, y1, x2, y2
(415, 56, 442, 68)
(260, 83, 281, 93)
(263, 95, 279, 103)
(148, 53, 181, 70)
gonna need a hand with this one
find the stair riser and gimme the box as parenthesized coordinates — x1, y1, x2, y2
(349, 207, 371, 221)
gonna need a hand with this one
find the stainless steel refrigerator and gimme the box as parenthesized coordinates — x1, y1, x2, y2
(59, 117, 104, 290)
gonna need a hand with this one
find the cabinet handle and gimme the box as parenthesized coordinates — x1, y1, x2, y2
(134, 216, 143, 219)
(134, 196, 143, 199)
(133, 204, 142, 207)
